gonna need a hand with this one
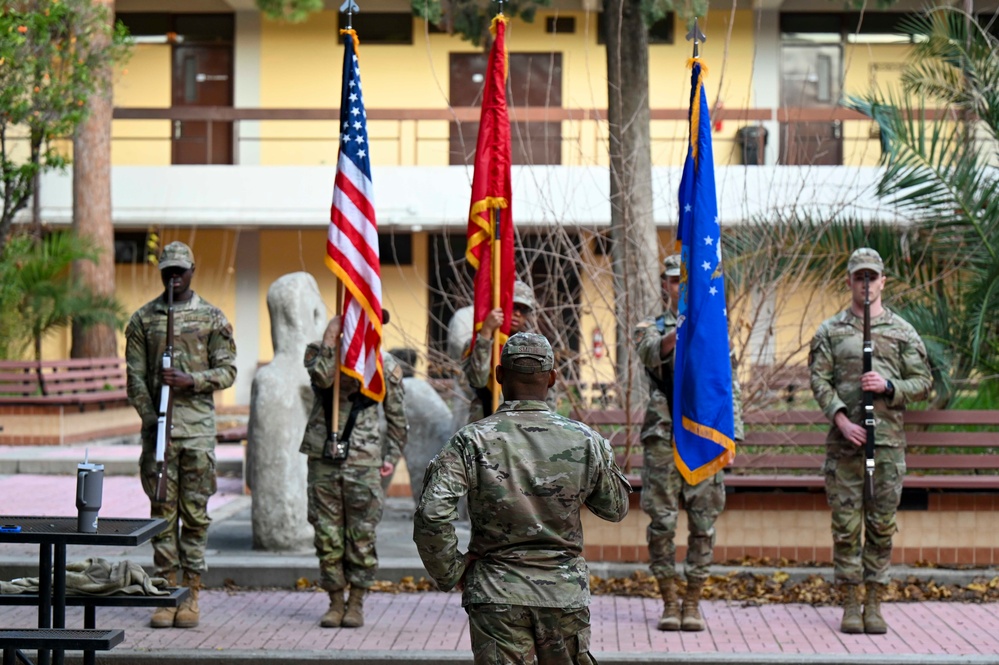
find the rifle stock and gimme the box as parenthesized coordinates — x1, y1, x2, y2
(154, 280, 176, 502)
(862, 273, 876, 502)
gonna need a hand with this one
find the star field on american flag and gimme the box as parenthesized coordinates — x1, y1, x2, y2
(339, 53, 371, 170)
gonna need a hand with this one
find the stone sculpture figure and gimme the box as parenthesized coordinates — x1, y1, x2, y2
(249, 272, 327, 551)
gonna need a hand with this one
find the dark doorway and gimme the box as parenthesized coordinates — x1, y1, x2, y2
(172, 45, 233, 164)
(449, 52, 563, 166)
(426, 231, 582, 380)
(779, 44, 843, 166)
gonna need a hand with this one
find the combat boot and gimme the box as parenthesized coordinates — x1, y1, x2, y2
(838, 583, 863, 634)
(863, 582, 888, 634)
(341, 587, 366, 628)
(656, 578, 681, 631)
(680, 578, 706, 632)
(150, 570, 178, 628)
(320, 591, 346, 628)
(174, 571, 201, 628)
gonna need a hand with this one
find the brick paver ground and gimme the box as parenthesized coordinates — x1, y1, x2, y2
(2, 591, 997, 658)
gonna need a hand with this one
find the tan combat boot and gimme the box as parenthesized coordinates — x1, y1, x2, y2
(341, 587, 366, 628)
(174, 571, 201, 628)
(150, 570, 178, 628)
(320, 591, 346, 628)
(656, 578, 681, 631)
(863, 582, 888, 634)
(838, 583, 863, 634)
(680, 578, 706, 632)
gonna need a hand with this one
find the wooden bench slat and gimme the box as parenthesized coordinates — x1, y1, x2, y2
(583, 407, 999, 492)
(0, 358, 128, 411)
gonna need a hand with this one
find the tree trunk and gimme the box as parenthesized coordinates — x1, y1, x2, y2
(72, 0, 117, 359)
(603, 0, 660, 409)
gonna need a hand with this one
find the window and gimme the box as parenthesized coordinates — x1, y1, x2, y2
(379, 232, 412, 266)
(780, 12, 914, 44)
(114, 231, 153, 265)
(338, 12, 413, 45)
(546, 17, 576, 34)
(597, 13, 674, 45)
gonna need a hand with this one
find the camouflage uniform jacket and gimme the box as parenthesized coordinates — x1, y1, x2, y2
(299, 344, 408, 466)
(125, 292, 237, 439)
(809, 307, 932, 447)
(634, 310, 744, 444)
(463, 335, 556, 416)
(414, 400, 632, 608)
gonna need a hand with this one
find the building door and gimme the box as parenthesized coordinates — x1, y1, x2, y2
(779, 44, 842, 166)
(449, 52, 562, 166)
(172, 45, 233, 164)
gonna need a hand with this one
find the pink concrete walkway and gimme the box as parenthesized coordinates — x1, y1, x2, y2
(0, 591, 995, 659)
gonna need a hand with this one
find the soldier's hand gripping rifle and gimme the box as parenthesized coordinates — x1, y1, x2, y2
(862, 272, 876, 502)
(154, 278, 176, 502)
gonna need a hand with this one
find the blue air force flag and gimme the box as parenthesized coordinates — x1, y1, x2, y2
(672, 58, 736, 485)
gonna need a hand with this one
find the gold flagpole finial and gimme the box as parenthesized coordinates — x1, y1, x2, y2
(686, 17, 706, 58)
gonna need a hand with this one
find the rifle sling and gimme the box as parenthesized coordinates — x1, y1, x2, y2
(319, 384, 376, 455)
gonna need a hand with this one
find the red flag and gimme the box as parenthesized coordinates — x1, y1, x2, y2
(466, 16, 515, 360)
(326, 30, 385, 401)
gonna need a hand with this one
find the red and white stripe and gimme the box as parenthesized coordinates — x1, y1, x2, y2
(326, 149, 385, 400)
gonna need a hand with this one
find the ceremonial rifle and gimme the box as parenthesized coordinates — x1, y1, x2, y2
(862, 272, 876, 502)
(154, 278, 176, 502)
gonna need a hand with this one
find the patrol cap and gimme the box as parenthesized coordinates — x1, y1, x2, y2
(158, 241, 195, 271)
(512, 280, 536, 310)
(847, 247, 884, 276)
(662, 254, 681, 277)
(501, 332, 554, 373)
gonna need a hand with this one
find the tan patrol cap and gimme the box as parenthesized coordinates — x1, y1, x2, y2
(847, 247, 884, 275)
(501, 332, 554, 373)
(512, 280, 536, 310)
(158, 241, 194, 271)
(662, 254, 681, 277)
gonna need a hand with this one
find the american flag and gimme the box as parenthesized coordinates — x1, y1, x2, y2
(325, 30, 385, 401)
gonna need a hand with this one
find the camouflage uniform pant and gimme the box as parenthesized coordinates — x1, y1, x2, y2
(139, 436, 218, 576)
(641, 437, 725, 584)
(466, 604, 597, 665)
(824, 443, 906, 585)
(306, 459, 384, 592)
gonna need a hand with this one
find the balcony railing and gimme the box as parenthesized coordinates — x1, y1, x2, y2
(109, 105, 890, 168)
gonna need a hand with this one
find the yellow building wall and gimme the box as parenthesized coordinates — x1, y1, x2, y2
(112, 44, 172, 165)
(103, 10, 923, 167)
(255, 229, 429, 371)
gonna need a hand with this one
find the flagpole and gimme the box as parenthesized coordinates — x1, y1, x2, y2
(331, 279, 344, 439)
(491, 207, 501, 414)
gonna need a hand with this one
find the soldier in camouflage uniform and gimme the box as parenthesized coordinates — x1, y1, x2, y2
(633, 254, 743, 632)
(301, 312, 408, 629)
(809, 248, 932, 635)
(416, 333, 631, 665)
(463, 280, 540, 423)
(125, 241, 237, 629)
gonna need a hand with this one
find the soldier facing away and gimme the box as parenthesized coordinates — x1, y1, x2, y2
(633, 254, 743, 632)
(300, 312, 408, 628)
(809, 247, 932, 635)
(415, 332, 632, 665)
(125, 241, 237, 629)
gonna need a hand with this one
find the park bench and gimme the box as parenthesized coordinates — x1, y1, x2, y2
(0, 628, 123, 665)
(0, 358, 128, 411)
(570, 408, 999, 491)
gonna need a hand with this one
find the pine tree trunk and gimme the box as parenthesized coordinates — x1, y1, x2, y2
(72, 0, 117, 359)
(603, 0, 660, 408)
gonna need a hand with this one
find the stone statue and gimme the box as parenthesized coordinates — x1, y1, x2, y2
(381, 376, 454, 505)
(444, 305, 474, 432)
(249, 272, 326, 551)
